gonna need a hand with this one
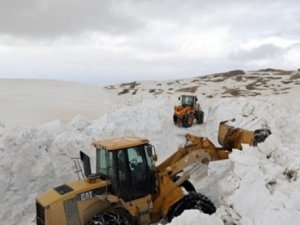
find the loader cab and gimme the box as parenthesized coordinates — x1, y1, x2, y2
(93, 137, 157, 202)
(180, 95, 197, 108)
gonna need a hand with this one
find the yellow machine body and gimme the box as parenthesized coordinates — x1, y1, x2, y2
(36, 122, 270, 225)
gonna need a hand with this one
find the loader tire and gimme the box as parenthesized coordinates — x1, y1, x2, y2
(89, 210, 133, 225)
(167, 192, 216, 222)
(181, 180, 196, 192)
(195, 110, 204, 124)
(173, 176, 196, 192)
(182, 114, 193, 128)
(173, 115, 178, 125)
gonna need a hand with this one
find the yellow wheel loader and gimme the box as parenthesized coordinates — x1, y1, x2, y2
(36, 121, 270, 225)
(173, 95, 204, 127)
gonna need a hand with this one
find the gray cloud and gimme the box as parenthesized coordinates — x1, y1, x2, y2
(230, 44, 284, 60)
(1, 0, 297, 39)
(0, 0, 143, 38)
(0, 0, 299, 85)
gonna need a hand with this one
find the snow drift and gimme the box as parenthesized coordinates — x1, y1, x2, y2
(0, 74, 300, 225)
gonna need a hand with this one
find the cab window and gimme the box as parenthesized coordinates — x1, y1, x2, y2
(96, 148, 114, 180)
(182, 96, 194, 107)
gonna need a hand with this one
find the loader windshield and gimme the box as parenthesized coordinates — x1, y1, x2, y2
(181, 96, 195, 107)
(96, 145, 156, 201)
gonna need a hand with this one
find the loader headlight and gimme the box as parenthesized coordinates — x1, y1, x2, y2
(166, 167, 172, 175)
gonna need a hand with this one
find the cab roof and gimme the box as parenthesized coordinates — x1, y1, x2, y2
(92, 136, 149, 151)
(181, 94, 197, 97)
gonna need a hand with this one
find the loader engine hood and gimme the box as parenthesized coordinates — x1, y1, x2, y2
(36, 179, 109, 207)
(36, 179, 110, 225)
(174, 105, 192, 117)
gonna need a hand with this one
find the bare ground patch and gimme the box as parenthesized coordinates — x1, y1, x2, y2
(118, 81, 141, 95)
(280, 87, 291, 91)
(209, 70, 246, 82)
(120, 81, 140, 88)
(175, 86, 198, 93)
(195, 70, 245, 82)
(149, 89, 164, 95)
(118, 89, 131, 95)
(266, 76, 282, 80)
(282, 80, 293, 84)
(222, 88, 261, 97)
(132, 89, 138, 95)
(245, 78, 268, 91)
(244, 75, 260, 80)
(290, 73, 300, 80)
(283, 169, 297, 182)
(258, 68, 293, 75)
(104, 85, 117, 89)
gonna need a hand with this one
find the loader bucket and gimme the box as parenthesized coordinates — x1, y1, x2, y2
(218, 120, 271, 151)
(253, 128, 271, 146)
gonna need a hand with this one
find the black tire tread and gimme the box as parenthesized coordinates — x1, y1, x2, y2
(182, 114, 192, 127)
(89, 210, 132, 225)
(173, 176, 196, 192)
(167, 192, 216, 222)
(195, 111, 204, 124)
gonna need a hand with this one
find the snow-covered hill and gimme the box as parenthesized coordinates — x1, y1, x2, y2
(0, 69, 300, 225)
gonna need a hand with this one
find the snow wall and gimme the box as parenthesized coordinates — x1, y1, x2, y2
(0, 96, 300, 225)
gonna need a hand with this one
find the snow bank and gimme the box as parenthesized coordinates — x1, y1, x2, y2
(168, 210, 223, 225)
(0, 93, 300, 225)
(193, 97, 300, 225)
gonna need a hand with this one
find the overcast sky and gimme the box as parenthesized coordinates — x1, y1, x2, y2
(0, 0, 299, 85)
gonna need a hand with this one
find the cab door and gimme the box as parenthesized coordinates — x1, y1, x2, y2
(127, 147, 149, 199)
(115, 145, 156, 201)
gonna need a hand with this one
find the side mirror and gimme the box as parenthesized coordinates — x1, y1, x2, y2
(80, 151, 91, 177)
(152, 154, 158, 162)
(146, 145, 157, 162)
(146, 145, 153, 157)
(178, 97, 181, 100)
(195, 97, 198, 101)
